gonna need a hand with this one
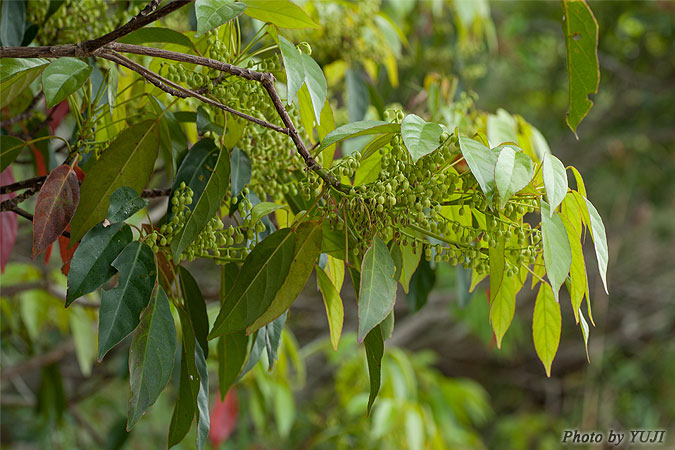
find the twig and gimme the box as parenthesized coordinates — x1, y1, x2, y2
(0, 93, 43, 128)
(2, 204, 71, 238)
(0, 175, 46, 194)
(0, 341, 75, 381)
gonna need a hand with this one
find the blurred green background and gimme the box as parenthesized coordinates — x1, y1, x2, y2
(1, 0, 674, 448)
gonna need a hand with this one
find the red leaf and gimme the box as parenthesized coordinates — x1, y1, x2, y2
(31, 147, 47, 176)
(44, 242, 53, 264)
(47, 101, 70, 134)
(58, 225, 77, 275)
(0, 168, 18, 273)
(209, 389, 239, 448)
(32, 165, 80, 258)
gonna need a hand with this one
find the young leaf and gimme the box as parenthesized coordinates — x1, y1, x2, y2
(0, 135, 25, 172)
(179, 266, 210, 358)
(562, 0, 599, 135)
(490, 275, 516, 348)
(229, 147, 251, 198)
(278, 35, 304, 103)
(364, 324, 384, 415)
(358, 237, 397, 342)
(247, 221, 322, 333)
(494, 146, 533, 209)
(319, 120, 400, 152)
(542, 154, 568, 216)
(532, 282, 561, 377)
(194, 0, 246, 38)
(249, 202, 284, 225)
(400, 114, 443, 163)
(0, 58, 49, 109)
(487, 108, 518, 148)
(458, 135, 498, 196)
(66, 223, 133, 306)
(584, 197, 609, 294)
(540, 201, 572, 301)
(41, 57, 93, 108)
(32, 164, 79, 257)
(127, 286, 176, 430)
(209, 229, 296, 338)
(217, 331, 248, 398)
(243, 0, 319, 29)
(170, 141, 230, 262)
(560, 198, 587, 323)
(70, 119, 160, 243)
(317, 266, 344, 350)
(107, 186, 148, 224)
(97, 242, 157, 361)
(0, 168, 18, 273)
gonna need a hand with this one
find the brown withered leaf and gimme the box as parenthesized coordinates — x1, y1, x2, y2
(32, 164, 80, 257)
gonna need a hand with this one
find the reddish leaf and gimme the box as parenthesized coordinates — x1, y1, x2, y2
(58, 224, 78, 275)
(209, 389, 238, 448)
(32, 165, 80, 258)
(73, 165, 85, 182)
(44, 242, 53, 264)
(0, 167, 18, 273)
(47, 100, 70, 134)
(31, 147, 47, 176)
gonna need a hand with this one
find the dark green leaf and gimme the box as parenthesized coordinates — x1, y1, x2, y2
(380, 310, 394, 340)
(239, 330, 264, 378)
(264, 311, 287, 370)
(0, 58, 49, 109)
(118, 27, 196, 49)
(196, 106, 221, 135)
(406, 258, 435, 312)
(179, 266, 209, 358)
(0, 0, 25, 47)
(247, 221, 322, 333)
(195, 0, 246, 37)
(209, 229, 296, 337)
(364, 324, 384, 415)
(217, 330, 248, 398)
(562, 0, 600, 135)
(127, 286, 176, 430)
(170, 140, 230, 262)
(41, 57, 93, 108)
(0, 135, 24, 172)
(319, 120, 400, 152)
(243, 0, 319, 29)
(70, 119, 161, 243)
(97, 242, 157, 361)
(107, 187, 148, 224)
(401, 114, 443, 163)
(167, 348, 196, 447)
(458, 135, 498, 196)
(541, 201, 572, 301)
(66, 223, 133, 306)
(358, 237, 397, 342)
(229, 147, 251, 198)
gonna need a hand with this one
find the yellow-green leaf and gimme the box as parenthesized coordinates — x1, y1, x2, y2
(532, 282, 561, 377)
(317, 266, 343, 351)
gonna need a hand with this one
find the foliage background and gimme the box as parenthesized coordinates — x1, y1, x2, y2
(1, 0, 674, 448)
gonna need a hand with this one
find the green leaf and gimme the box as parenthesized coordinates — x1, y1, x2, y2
(400, 114, 443, 163)
(405, 408, 425, 450)
(300, 53, 327, 124)
(66, 223, 133, 306)
(243, 0, 319, 29)
(0, 135, 25, 172)
(217, 331, 248, 397)
(346, 66, 369, 122)
(584, 197, 609, 295)
(179, 266, 210, 358)
(532, 282, 561, 377)
(107, 187, 148, 224)
(273, 381, 295, 438)
(561, 196, 587, 323)
(579, 309, 590, 362)
(364, 324, 384, 415)
(317, 266, 344, 351)
(278, 35, 304, 103)
(41, 58, 93, 108)
(0, 0, 25, 46)
(562, 0, 599, 135)
(361, 133, 394, 161)
(229, 147, 251, 198)
(0, 58, 49, 109)
(70, 119, 160, 243)
(247, 221, 322, 333)
(118, 27, 196, 49)
(170, 140, 230, 262)
(239, 330, 265, 378)
(354, 152, 382, 185)
(487, 108, 517, 147)
(398, 241, 421, 294)
(264, 311, 287, 369)
(406, 258, 435, 312)
(168, 307, 210, 450)
(542, 153, 568, 216)
(490, 275, 516, 348)
(250, 202, 284, 225)
(494, 146, 533, 209)
(319, 120, 400, 152)
(358, 237, 397, 342)
(540, 201, 572, 301)
(194, 0, 246, 37)
(127, 286, 176, 430)
(97, 242, 157, 361)
(209, 229, 296, 338)
(458, 135, 498, 196)
(69, 307, 97, 377)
